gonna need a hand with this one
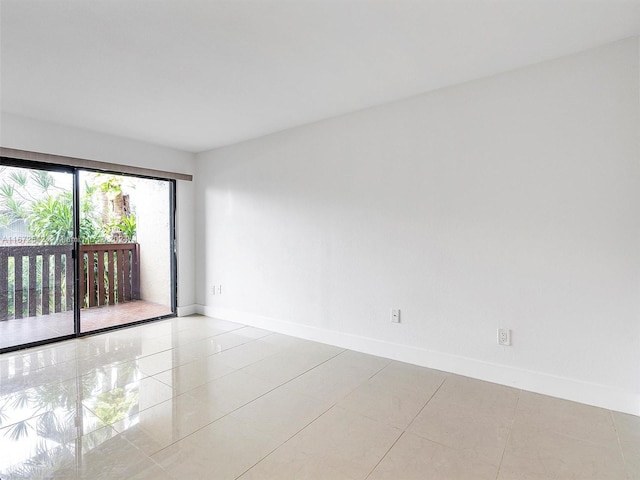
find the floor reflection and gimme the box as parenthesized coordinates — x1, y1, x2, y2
(0, 383, 119, 479)
(0, 334, 160, 478)
(0, 316, 272, 479)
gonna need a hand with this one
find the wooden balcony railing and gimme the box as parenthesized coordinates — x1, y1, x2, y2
(0, 243, 140, 321)
(80, 243, 140, 308)
(0, 245, 73, 321)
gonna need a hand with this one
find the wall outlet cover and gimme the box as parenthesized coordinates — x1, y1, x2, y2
(498, 328, 511, 346)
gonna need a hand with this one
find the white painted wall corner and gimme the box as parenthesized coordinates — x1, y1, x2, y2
(176, 304, 198, 317)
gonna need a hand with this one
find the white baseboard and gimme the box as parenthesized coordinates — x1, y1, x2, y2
(176, 304, 197, 317)
(198, 304, 640, 416)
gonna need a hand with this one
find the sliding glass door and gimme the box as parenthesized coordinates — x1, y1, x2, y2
(0, 161, 176, 352)
(78, 171, 173, 333)
(0, 165, 76, 350)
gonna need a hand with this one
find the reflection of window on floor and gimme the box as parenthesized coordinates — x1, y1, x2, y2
(0, 346, 147, 477)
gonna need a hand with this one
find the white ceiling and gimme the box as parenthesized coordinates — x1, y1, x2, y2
(1, 0, 639, 153)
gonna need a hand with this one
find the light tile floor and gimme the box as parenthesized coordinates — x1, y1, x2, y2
(0, 314, 637, 479)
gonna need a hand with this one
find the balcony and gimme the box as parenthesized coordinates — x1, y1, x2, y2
(0, 243, 172, 350)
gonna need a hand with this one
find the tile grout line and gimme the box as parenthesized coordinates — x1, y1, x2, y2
(232, 354, 397, 480)
(82, 327, 274, 395)
(201, 350, 383, 478)
(610, 410, 633, 480)
(4, 323, 290, 394)
(232, 403, 340, 480)
(41, 327, 273, 454)
(362, 374, 449, 480)
(403, 373, 448, 432)
(363, 431, 408, 480)
(141, 344, 347, 460)
(494, 388, 522, 480)
(147, 336, 270, 390)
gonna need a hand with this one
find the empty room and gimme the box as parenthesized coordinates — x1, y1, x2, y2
(0, 0, 639, 478)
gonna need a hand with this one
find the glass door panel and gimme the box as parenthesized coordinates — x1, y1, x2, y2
(0, 165, 75, 350)
(78, 171, 173, 333)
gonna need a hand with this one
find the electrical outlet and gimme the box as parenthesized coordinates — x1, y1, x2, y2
(216, 285, 222, 295)
(391, 309, 401, 323)
(497, 328, 511, 346)
(212, 285, 216, 295)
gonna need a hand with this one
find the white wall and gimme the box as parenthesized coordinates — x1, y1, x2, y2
(0, 113, 197, 314)
(136, 178, 171, 306)
(196, 38, 640, 415)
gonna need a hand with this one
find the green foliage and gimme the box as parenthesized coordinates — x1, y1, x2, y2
(115, 214, 136, 241)
(31, 170, 56, 192)
(0, 182, 15, 198)
(97, 174, 123, 197)
(1, 197, 27, 225)
(27, 193, 74, 245)
(93, 387, 139, 426)
(80, 181, 109, 244)
(80, 216, 108, 244)
(27, 191, 113, 245)
(8, 170, 27, 188)
(0, 182, 27, 227)
(0, 168, 121, 245)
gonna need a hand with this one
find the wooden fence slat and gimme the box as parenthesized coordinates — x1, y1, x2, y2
(0, 252, 8, 321)
(54, 252, 62, 313)
(65, 249, 73, 311)
(14, 254, 23, 319)
(107, 250, 115, 305)
(117, 249, 124, 302)
(132, 244, 140, 300)
(123, 249, 131, 301)
(79, 252, 85, 309)
(87, 251, 96, 307)
(97, 251, 105, 306)
(28, 254, 37, 317)
(42, 254, 50, 315)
